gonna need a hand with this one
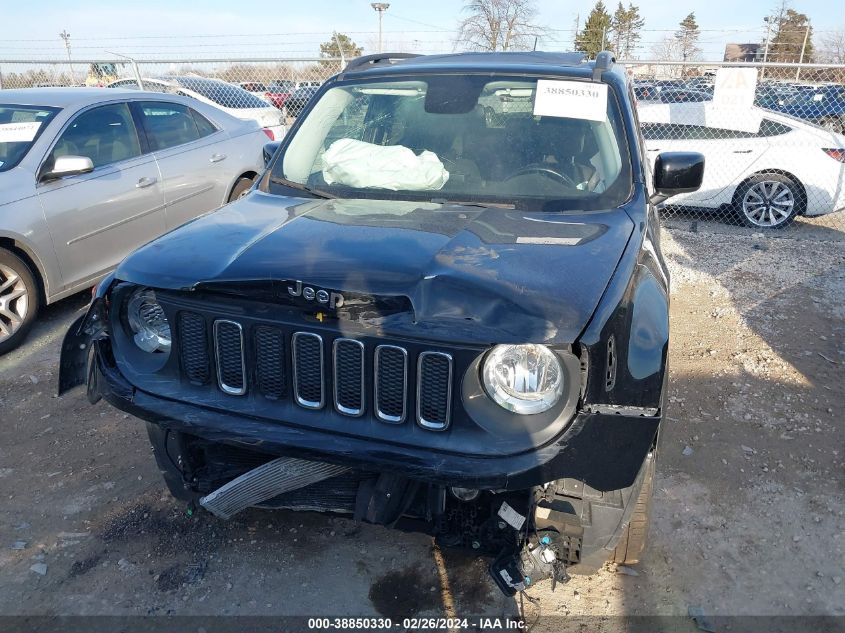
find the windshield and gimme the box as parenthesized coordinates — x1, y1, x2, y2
(0, 104, 59, 172)
(174, 77, 270, 109)
(272, 75, 632, 210)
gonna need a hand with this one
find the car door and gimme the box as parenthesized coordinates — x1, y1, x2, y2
(36, 101, 166, 288)
(132, 100, 231, 230)
(641, 122, 764, 204)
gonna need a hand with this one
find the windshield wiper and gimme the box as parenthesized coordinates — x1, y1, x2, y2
(268, 176, 336, 199)
(430, 198, 516, 209)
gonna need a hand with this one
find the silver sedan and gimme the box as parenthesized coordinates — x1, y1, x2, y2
(0, 88, 268, 353)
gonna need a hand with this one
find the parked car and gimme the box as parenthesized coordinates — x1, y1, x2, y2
(234, 81, 273, 105)
(756, 84, 845, 133)
(107, 76, 286, 140)
(639, 101, 845, 228)
(633, 82, 659, 101)
(0, 88, 267, 353)
(651, 88, 712, 103)
(283, 85, 320, 117)
(61, 51, 704, 595)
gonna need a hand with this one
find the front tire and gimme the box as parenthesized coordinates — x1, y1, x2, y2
(227, 176, 255, 202)
(0, 248, 40, 355)
(733, 173, 803, 229)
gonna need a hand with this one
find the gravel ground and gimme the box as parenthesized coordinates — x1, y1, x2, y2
(0, 221, 843, 629)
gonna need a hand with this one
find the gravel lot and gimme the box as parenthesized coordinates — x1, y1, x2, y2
(0, 220, 843, 629)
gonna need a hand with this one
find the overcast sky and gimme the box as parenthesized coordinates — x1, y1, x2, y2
(0, 0, 840, 60)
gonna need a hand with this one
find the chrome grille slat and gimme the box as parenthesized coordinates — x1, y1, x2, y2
(374, 345, 408, 424)
(333, 338, 365, 416)
(292, 332, 324, 409)
(213, 320, 246, 396)
(417, 351, 453, 430)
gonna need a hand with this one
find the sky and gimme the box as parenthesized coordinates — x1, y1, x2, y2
(0, 0, 841, 61)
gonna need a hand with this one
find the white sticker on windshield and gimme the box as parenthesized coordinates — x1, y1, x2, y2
(0, 121, 41, 143)
(533, 80, 607, 122)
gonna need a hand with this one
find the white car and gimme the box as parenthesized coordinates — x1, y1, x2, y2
(108, 76, 286, 141)
(638, 102, 845, 228)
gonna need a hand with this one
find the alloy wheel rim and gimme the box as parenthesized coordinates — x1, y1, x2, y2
(742, 181, 795, 228)
(0, 263, 28, 343)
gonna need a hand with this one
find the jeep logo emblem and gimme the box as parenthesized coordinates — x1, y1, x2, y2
(287, 280, 344, 309)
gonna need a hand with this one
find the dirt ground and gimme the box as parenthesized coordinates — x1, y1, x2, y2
(0, 221, 843, 629)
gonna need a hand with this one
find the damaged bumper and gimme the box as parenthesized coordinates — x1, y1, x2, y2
(76, 335, 659, 493)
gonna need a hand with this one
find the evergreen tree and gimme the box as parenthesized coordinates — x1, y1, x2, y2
(610, 3, 644, 58)
(575, 1, 613, 58)
(675, 12, 702, 63)
(769, 8, 813, 63)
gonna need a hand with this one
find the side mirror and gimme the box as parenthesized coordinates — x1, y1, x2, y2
(41, 155, 94, 182)
(263, 141, 281, 167)
(650, 151, 704, 205)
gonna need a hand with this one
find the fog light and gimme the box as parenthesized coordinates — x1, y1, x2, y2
(450, 487, 480, 502)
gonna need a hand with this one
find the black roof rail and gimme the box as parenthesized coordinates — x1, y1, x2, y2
(592, 50, 616, 81)
(343, 52, 421, 73)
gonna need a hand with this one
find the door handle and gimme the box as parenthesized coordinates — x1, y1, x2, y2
(647, 148, 660, 152)
(210, 153, 227, 163)
(136, 176, 157, 188)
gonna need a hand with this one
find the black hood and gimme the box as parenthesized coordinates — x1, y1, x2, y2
(117, 192, 634, 344)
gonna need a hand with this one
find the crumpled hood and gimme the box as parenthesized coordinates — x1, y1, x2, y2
(117, 192, 635, 344)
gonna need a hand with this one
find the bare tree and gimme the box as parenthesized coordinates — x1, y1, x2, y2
(650, 36, 683, 77)
(819, 27, 845, 63)
(456, 0, 544, 52)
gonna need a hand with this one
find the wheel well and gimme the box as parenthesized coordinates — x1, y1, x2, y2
(733, 169, 808, 215)
(227, 171, 259, 201)
(0, 237, 47, 303)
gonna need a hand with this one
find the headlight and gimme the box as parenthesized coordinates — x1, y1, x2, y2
(482, 344, 563, 414)
(126, 288, 171, 353)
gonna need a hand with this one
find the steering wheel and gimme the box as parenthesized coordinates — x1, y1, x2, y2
(504, 164, 579, 188)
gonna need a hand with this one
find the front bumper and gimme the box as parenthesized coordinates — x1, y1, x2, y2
(83, 337, 660, 493)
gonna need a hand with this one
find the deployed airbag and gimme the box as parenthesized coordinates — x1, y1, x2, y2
(322, 138, 449, 191)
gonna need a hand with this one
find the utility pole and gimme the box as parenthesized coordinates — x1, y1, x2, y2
(796, 22, 810, 81)
(761, 16, 773, 80)
(370, 3, 390, 53)
(60, 30, 74, 86)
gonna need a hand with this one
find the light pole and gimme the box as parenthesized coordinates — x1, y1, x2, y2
(371, 3, 390, 53)
(761, 16, 773, 80)
(60, 30, 74, 85)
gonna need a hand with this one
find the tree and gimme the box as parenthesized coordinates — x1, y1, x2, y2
(456, 0, 544, 51)
(675, 12, 702, 64)
(319, 32, 363, 69)
(610, 2, 644, 59)
(819, 27, 845, 64)
(575, 1, 612, 59)
(768, 9, 813, 63)
(650, 36, 683, 77)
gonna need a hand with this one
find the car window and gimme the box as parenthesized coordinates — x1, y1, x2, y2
(190, 109, 218, 137)
(137, 102, 206, 151)
(642, 120, 792, 141)
(173, 77, 269, 109)
(276, 75, 633, 212)
(49, 103, 141, 169)
(0, 104, 60, 172)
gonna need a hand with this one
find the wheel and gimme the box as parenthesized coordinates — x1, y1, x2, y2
(820, 117, 845, 134)
(0, 248, 40, 355)
(733, 173, 803, 229)
(611, 453, 655, 565)
(227, 176, 255, 202)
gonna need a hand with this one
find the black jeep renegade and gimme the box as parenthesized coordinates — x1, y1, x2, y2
(60, 51, 703, 595)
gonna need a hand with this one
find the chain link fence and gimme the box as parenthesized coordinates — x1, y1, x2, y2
(2, 56, 844, 234)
